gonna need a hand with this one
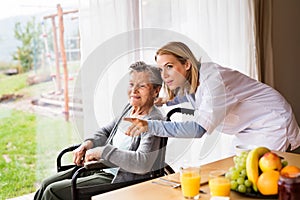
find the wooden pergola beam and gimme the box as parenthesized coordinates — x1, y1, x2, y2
(43, 9, 78, 20)
(57, 4, 69, 121)
(42, 4, 78, 121)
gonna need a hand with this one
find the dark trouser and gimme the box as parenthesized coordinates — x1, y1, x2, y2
(34, 168, 114, 200)
(287, 144, 300, 154)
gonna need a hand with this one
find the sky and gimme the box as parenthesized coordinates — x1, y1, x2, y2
(0, 0, 79, 62)
(0, 0, 78, 20)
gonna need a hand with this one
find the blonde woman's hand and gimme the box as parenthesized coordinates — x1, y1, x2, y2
(123, 117, 148, 136)
(154, 97, 167, 107)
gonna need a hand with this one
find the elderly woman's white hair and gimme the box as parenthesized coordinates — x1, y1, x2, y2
(129, 61, 163, 88)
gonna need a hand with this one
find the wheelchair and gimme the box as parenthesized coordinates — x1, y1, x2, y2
(56, 107, 194, 200)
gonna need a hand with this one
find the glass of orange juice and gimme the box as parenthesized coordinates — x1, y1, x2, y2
(180, 166, 201, 199)
(209, 170, 231, 197)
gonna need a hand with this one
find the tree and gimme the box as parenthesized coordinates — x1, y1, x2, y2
(13, 17, 43, 72)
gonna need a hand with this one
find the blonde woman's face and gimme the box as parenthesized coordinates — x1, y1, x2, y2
(156, 54, 190, 91)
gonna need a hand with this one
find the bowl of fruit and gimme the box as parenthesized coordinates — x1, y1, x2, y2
(225, 146, 296, 199)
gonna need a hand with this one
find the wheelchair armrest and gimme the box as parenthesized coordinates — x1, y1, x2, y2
(71, 159, 117, 200)
(166, 107, 194, 121)
(83, 159, 115, 170)
(164, 163, 175, 175)
(57, 144, 81, 172)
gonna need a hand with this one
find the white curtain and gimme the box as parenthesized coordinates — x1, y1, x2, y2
(78, 0, 257, 166)
(78, 0, 139, 134)
(79, 0, 257, 76)
(141, 0, 257, 76)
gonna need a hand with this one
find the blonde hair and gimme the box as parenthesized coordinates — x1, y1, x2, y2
(155, 41, 200, 100)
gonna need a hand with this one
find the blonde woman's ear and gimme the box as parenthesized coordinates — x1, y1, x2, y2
(185, 60, 191, 70)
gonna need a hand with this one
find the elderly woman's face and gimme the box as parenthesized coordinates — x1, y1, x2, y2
(128, 71, 157, 108)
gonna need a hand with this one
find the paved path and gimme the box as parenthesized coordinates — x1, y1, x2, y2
(7, 193, 35, 200)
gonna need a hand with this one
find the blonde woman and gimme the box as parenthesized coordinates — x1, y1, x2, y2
(125, 41, 300, 152)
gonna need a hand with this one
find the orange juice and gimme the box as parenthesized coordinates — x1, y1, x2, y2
(180, 171, 201, 198)
(209, 177, 231, 196)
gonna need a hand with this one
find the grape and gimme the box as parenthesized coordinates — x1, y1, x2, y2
(240, 154, 247, 162)
(240, 151, 248, 157)
(240, 160, 246, 168)
(226, 152, 252, 193)
(230, 180, 238, 190)
(237, 177, 245, 185)
(239, 174, 246, 179)
(231, 171, 240, 180)
(225, 172, 231, 179)
(239, 171, 246, 179)
(240, 169, 247, 177)
(281, 160, 288, 167)
(233, 156, 239, 164)
(244, 179, 252, 187)
(235, 163, 244, 172)
(228, 167, 236, 172)
(238, 184, 247, 193)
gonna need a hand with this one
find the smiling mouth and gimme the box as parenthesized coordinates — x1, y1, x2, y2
(165, 80, 173, 86)
(130, 96, 141, 99)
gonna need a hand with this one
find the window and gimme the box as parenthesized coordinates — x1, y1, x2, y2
(78, 0, 257, 168)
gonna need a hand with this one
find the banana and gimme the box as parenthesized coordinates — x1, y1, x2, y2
(246, 146, 270, 192)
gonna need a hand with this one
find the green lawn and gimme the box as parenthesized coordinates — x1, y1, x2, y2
(0, 73, 28, 96)
(0, 70, 81, 199)
(0, 108, 80, 199)
(0, 109, 36, 199)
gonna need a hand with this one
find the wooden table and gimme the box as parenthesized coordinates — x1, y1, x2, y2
(92, 151, 300, 200)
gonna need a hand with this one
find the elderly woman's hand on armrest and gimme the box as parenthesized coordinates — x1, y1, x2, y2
(73, 140, 94, 166)
(84, 146, 105, 163)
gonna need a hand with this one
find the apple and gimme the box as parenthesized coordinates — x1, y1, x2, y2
(259, 152, 282, 172)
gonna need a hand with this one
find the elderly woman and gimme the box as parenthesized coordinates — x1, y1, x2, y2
(34, 61, 164, 200)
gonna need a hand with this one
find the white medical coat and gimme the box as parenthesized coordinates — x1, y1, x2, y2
(194, 63, 300, 151)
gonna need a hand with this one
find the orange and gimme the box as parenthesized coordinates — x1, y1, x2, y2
(257, 170, 280, 195)
(280, 165, 300, 177)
